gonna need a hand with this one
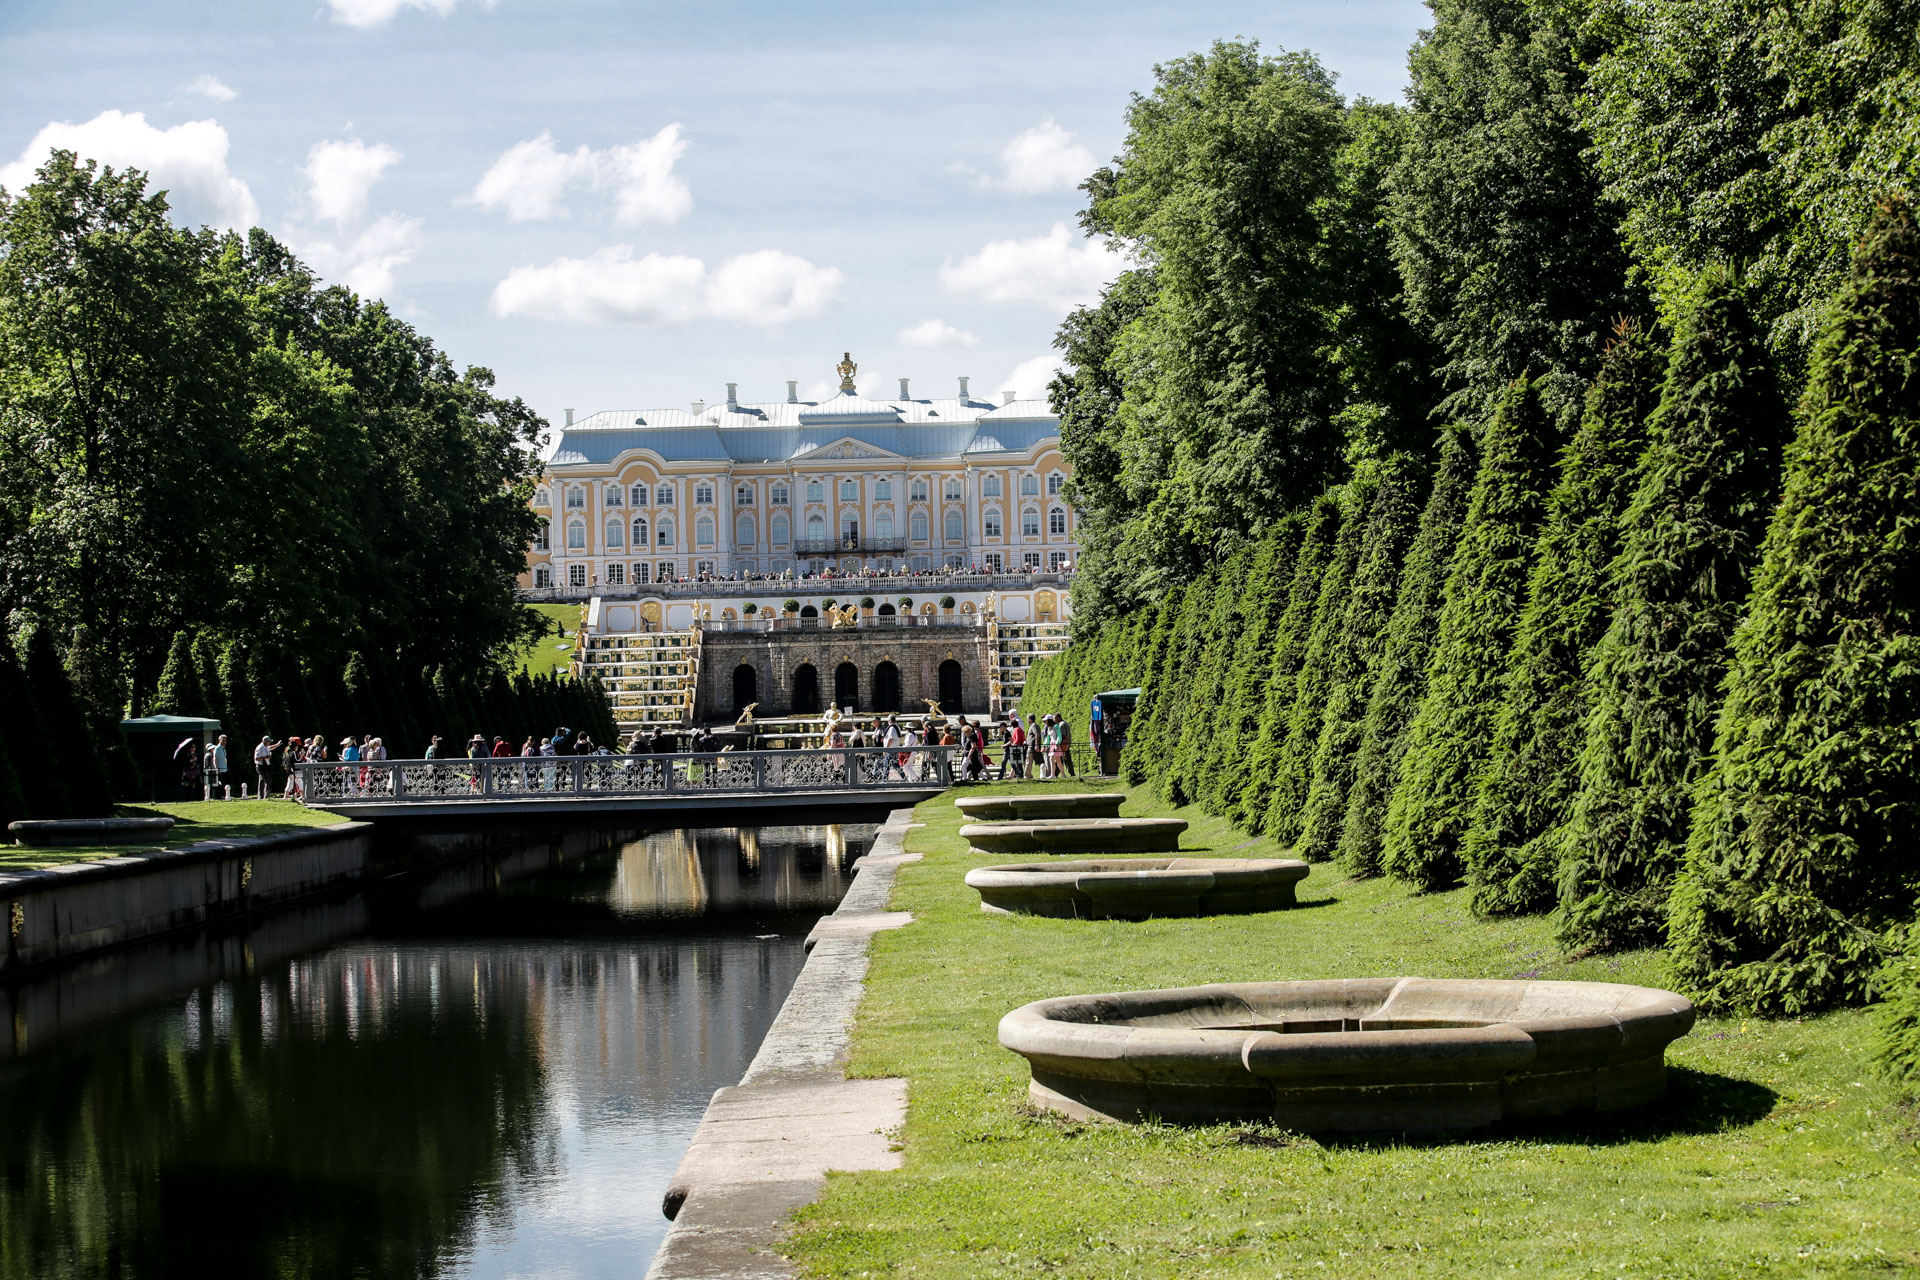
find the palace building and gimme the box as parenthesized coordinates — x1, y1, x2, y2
(521, 355, 1078, 588)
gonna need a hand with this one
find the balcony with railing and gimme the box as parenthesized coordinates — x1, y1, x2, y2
(518, 569, 1074, 603)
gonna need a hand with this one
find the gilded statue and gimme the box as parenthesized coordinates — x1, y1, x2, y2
(735, 702, 759, 726)
(836, 351, 857, 393)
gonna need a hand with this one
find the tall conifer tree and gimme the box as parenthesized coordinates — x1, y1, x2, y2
(1668, 199, 1920, 1013)
(18, 622, 114, 815)
(1154, 576, 1220, 807)
(1463, 320, 1663, 914)
(1167, 547, 1252, 807)
(149, 631, 205, 718)
(1297, 455, 1428, 860)
(1199, 517, 1306, 816)
(1120, 587, 1184, 786)
(1338, 429, 1477, 874)
(1556, 268, 1788, 952)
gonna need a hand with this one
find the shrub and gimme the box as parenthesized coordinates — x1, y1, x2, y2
(1668, 200, 1920, 1012)
(1382, 377, 1557, 891)
(783, 599, 799, 613)
(939, 595, 956, 609)
(742, 602, 757, 615)
(1556, 267, 1789, 954)
(860, 596, 875, 609)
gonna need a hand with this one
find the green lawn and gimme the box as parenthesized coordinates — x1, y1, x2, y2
(1, 800, 352, 872)
(512, 602, 582, 677)
(786, 779, 1920, 1279)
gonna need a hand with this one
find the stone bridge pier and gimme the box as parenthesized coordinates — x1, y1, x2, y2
(695, 627, 995, 721)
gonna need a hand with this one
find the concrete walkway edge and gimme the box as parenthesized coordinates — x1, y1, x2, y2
(646, 808, 922, 1279)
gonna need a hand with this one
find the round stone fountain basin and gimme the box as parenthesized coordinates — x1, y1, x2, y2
(958, 818, 1187, 856)
(965, 858, 1308, 919)
(999, 977, 1695, 1132)
(10, 817, 176, 847)
(954, 793, 1127, 822)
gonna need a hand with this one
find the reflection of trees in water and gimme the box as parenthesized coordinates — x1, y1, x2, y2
(0, 948, 555, 1280)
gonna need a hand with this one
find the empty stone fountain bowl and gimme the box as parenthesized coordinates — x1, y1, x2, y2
(965, 858, 1308, 919)
(958, 818, 1187, 856)
(1000, 977, 1695, 1133)
(954, 793, 1126, 822)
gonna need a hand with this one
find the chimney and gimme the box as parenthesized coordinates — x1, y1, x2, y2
(787, 380, 798, 403)
(899, 377, 911, 400)
(1002, 390, 1016, 405)
(725, 382, 738, 408)
(691, 399, 705, 414)
(564, 408, 574, 427)
(957, 376, 970, 401)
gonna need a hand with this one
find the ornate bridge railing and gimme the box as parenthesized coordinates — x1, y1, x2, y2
(299, 745, 960, 807)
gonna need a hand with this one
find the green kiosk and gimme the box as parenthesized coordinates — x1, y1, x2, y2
(120, 714, 222, 803)
(1089, 688, 1137, 776)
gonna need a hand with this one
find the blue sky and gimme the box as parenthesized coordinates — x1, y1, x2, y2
(0, 0, 1429, 434)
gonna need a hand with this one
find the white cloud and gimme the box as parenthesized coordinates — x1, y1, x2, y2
(465, 126, 691, 226)
(1001, 354, 1068, 402)
(979, 119, 1095, 195)
(939, 222, 1117, 312)
(303, 138, 400, 224)
(0, 110, 258, 229)
(491, 245, 842, 327)
(296, 213, 422, 299)
(325, 0, 492, 28)
(186, 74, 238, 103)
(899, 318, 979, 348)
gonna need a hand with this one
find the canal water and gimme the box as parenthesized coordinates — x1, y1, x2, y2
(0, 822, 874, 1279)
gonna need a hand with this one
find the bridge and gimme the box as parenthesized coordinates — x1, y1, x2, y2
(298, 745, 957, 818)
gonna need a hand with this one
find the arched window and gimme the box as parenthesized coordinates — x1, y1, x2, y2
(632, 516, 648, 545)
(806, 480, 823, 502)
(630, 483, 647, 506)
(606, 517, 625, 547)
(944, 509, 963, 543)
(656, 484, 675, 505)
(534, 487, 549, 507)
(910, 478, 928, 501)
(1048, 472, 1065, 496)
(910, 510, 929, 541)
(695, 515, 715, 547)
(1050, 507, 1068, 536)
(874, 510, 894, 540)
(983, 507, 1002, 538)
(875, 479, 891, 501)
(1020, 473, 1039, 496)
(658, 522, 675, 547)
(735, 513, 754, 547)
(771, 512, 791, 545)
(839, 479, 858, 502)
(567, 519, 586, 550)
(565, 486, 585, 509)
(982, 474, 1002, 498)
(695, 483, 714, 505)
(840, 510, 858, 538)
(605, 485, 623, 507)
(806, 512, 826, 541)
(533, 565, 551, 587)
(943, 478, 962, 501)
(1021, 508, 1039, 538)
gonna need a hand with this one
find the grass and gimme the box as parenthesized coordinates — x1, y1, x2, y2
(785, 779, 1920, 1279)
(1, 800, 352, 871)
(512, 602, 582, 678)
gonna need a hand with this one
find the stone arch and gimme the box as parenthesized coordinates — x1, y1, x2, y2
(834, 661, 859, 712)
(877, 602, 895, 616)
(939, 659, 963, 712)
(792, 663, 821, 714)
(732, 663, 758, 713)
(873, 661, 902, 712)
(800, 604, 819, 619)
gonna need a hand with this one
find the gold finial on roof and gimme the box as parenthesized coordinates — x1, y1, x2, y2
(836, 351, 857, 393)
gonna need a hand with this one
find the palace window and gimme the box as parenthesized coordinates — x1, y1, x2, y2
(983, 508, 1002, 539)
(910, 510, 929, 541)
(736, 484, 754, 506)
(839, 479, 858, 502)
(735, 513, 755, 547)
(984, 552, 1002, 573)
(606, 518, 625, 548)
(533, 565, 551, 587)
(910, 478, 928, 501)
(565, 486, 585, 509)
(534, 487, 549, 507)
(1048, 472, 1065, 496)
(1022, 508, 1040, 538)
(771, 483, 789, 505)
(807, 480, 823, 502)
(697, 560, 715, 575)
(806, 512, 826, 541)
(605, 485, 623, 507)
(840, 511, 858, 539)
(658, 523, 675, 547)
(606, 563, 625, 585)
(569, 564, 587, 587)
(657, 484, 675, 505)
(630, 483, 647, 506)
(874, 511, 894, 540)
(943, 478, 962, 501)
(982, 474, 1002, 498)
(771, 512, 791, 545)
(1020, 474, 1039, 496)
(944, 509, 963, 543)
(632, 516, 648, 545)
(912, 555, 932, 572)
(635, 562, 650, 584)
(1024, 552, 1042, 571)
(695, 483, 714, 505)
(658, 561, 676, 582)
(875, 479, 891, 501)
(534, 526, 550, 551)
(695, 515, 715, 547)
(1050, 507, 1067, 536)
(567, 519, 586, 550)
(1050, 551, 1069, 571)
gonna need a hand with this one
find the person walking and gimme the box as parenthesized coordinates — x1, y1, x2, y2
(202, 740, 220, 800)
(998, 714, 1026, 780)
(253, 735, 279, 799)
(281, 736, 304, 800)
(177, 737, 201, 800)
(1055, 714, 1077, 779)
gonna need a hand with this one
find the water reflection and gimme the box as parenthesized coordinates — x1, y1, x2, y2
(0, 822, 871, 1279)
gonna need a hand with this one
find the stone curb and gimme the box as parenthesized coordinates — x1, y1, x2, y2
(0, 821, 369, 894)
(647, 807, 921, 1280)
